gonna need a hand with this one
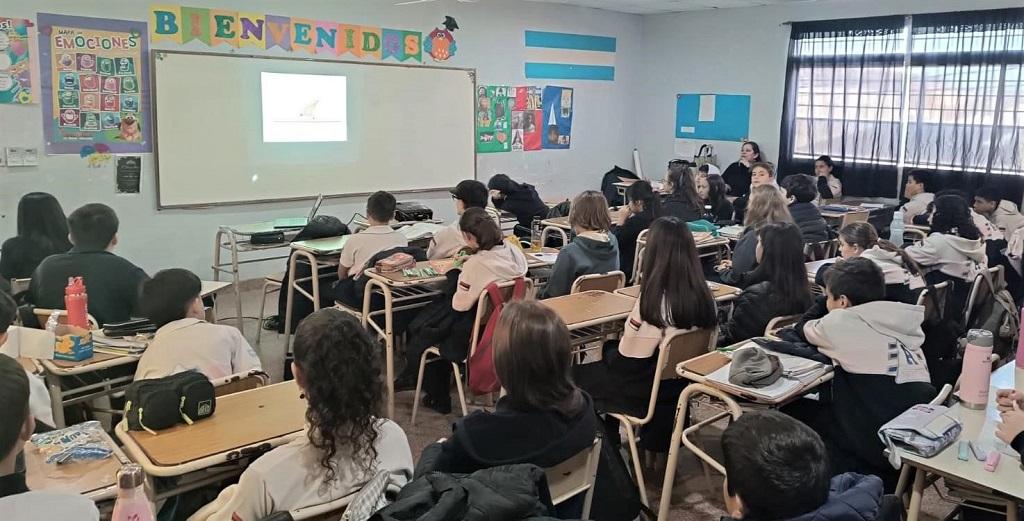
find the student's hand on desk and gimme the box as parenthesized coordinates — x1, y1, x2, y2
(996, 401, 1024, 444)
(996, 389, 1024, 412)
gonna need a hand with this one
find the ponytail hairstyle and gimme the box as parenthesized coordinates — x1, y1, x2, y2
(931, 194, 980, 241)
(459, 207, 504, 251)
(625, 180, 661, 219)
(749, 223, 813, 313)
(666, 163, 702, 214)
(292, 309, 383, 484)
(839, 222, 922, 276)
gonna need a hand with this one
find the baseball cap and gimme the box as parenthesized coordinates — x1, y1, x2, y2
(449, 180, 489, 209)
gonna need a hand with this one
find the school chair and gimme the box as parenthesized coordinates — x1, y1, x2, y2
(764, 314, 802, 338)
(803, 238, 839, 262)
(570, 271, 626, 294)
(839, 210, 870, 228)
(10, 278, 30, 295)
(916, 281, 950, 325)
(256, 272, 285, 348)
(411, 278, 535, 425)
(609, 327, 717, 507)
(213, 370, 269, 397)
(658, 382, 743, 520)
(632, 229, 649, 284)
(963, 266, 1004, 325)
(545, 436, 602, 521)
(904, 225, 930, 243)
(32, 308, 100, 330)
(541, 225, 569, 247)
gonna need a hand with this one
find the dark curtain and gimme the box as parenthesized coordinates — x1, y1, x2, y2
(905, 8, 1024, 177)
(778, 16, 907, 198)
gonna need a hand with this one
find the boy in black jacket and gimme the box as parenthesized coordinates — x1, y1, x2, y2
(781, 174, 829, 243)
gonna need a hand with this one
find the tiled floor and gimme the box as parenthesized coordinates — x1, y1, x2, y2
(216, 284, 957, 521)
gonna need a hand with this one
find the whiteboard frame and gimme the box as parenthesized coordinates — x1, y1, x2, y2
(150, 49, 478, 210)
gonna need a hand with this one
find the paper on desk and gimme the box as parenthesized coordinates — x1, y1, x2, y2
(0, 326, 55, 360)
(530, 252, 560, 264)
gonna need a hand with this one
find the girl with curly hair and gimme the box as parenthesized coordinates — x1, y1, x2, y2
(193, 309, 413, 521)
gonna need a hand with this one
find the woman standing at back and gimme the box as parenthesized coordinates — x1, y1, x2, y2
(1, 193, 72, 281)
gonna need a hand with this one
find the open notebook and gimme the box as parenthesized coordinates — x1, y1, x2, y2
(706, 343, 832, 402)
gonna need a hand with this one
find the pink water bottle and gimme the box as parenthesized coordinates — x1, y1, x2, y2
(64, 277, 89, 329)
(959, 329, 995, 410)
(112, 464, 155, 521)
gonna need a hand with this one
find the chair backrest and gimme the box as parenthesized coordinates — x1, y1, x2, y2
(764, 314, 801, 337)
(803, 239, 838, 261)
(10, 278, 30, 295)
(32, 308, 100, 330)
(545, 436, 603, 521)
(839, 210, 870, 228)
(634, 328, 716, 424)
(468, 278, 535, 357)
(571, 271, 626, 294)
(963, 265, 1002, 324)
(213, 370, 269, 397)
(916, 280, 950, 324)
(632, 230, 650, 284)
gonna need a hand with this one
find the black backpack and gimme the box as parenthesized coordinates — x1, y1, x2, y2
(124, 371, 216, 433)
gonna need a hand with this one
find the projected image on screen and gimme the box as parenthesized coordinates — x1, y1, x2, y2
(261, 72, 348, 143)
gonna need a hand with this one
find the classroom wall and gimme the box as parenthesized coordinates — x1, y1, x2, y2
(0, 0, 642, 278)
(636, 0, 1024, 186)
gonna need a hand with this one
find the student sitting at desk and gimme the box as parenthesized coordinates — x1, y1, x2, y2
(905, 195, 987, 301)
(612, 180, 661, 281)
(732, 162, 779, 223)
(487, 174, 548, 236)
(780, 174, 829, 243)
(900, 170, 935, 224)
(337, 191, 408, 282)
(793, 258, 934, 487)
(697, 174, 734, 223)
(662, 162, 703, 222)
(540, 191, 619, 299)
(0, 355, 99, 520)
(417, 300, 600, 519)
(717, 185, 794, 286)
(974, 185, 1024, 238)
(192, 309, 413, 521)
(813, 222, 923, 305)
(0, 192, 72, 282)
(814, 155, 843, 202)
(575, 217, 717, 456)
(721, 410, 893, 521)
(28, 203, 148, 327)
(135, 269, 261, 381)
(719, 223, 811, 346)
(428, 180, 489, 260)
(0, 291, 54, 430)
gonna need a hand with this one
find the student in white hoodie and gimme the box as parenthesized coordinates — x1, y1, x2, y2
(901, 170, 935, 224)
(191, 309, 413, 521)
(452, 207, 529, 311)
(428, 180, 490, 260)
(974, 186, 1024, 238)
(813, 222, 924, 304)
(136, 269, 262, 381)
(905, 195, 987, 284)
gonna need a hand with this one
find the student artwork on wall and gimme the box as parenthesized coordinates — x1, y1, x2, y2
(37, 14, 151, 154)
(0, 17, 40, 104)
(149, 6, 458, 64)
(541, 86, 573, 150)
(512, 86, 542, 151)
(675, 93, 750, 142)
(476, 85, 512, 154)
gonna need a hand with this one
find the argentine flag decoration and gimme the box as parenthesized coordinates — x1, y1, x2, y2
(524, 30, 615, 81)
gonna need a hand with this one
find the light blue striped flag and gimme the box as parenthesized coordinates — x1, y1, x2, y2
(524, 30, 616, 81)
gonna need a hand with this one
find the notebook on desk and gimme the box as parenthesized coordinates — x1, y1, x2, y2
(291, 235, 349, 255)
(704, 344, 832, 402)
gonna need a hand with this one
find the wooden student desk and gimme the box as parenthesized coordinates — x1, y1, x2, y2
(806, 257, 837, 283)
(615, 281, 742, 303)
(116, 380, 307, 478)
(25, 425, 131, 502)
(541, 290, 635, 348)
(41, 351, 140, 428)
(896, 363, 1024, 521)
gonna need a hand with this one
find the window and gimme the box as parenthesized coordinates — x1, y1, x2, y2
(779, 9, 1024, 195)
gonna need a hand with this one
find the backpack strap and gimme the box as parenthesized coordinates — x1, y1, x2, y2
(511, 277, 526, 300)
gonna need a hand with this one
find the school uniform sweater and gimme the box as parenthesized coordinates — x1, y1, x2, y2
(981, 200, 1024, 238)
(28, 248, 148, 326)
(905, 233, 987, 282)
(339, 225, 408, 279)
(816, 175, 843, 201)
(190, 419, 413, 521)
(902, 193, 934, 224)
(0, 474, 99, 521)
(427, 221, 467, 260)
(452, 242, 528, 311)
(134, 318, 262, 381)
(789, 202, 830, 243)
(539, 232, 619, 299)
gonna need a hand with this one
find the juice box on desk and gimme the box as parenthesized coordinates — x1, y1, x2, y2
(54, 330, 94, 361)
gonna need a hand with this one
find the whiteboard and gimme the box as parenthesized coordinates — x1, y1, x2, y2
(152, 50, 476, 208)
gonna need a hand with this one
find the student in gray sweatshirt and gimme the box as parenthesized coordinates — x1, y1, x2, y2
(540, 191, 620, 298)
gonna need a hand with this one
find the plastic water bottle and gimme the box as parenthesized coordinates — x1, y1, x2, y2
(889, 209, 905, 244)
(112, 464, 155, 521)
(64, 277, 89, 329)
(959, 329, 996, 410)
(530, 217, 543, 252)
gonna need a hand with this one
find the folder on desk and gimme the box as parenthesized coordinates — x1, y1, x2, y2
(292, 236, 349, 255)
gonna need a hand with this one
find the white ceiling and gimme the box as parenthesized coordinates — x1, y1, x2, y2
(522, 0, 825, 15)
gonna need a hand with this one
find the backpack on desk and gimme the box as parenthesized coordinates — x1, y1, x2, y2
(124, 371, 216, 434)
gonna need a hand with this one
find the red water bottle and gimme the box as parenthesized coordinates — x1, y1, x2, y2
(65, 277, 89, 329)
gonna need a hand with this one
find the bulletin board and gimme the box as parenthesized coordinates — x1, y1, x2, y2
(675, 93, 750, 142)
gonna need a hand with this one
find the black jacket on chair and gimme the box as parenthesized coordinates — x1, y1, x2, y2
(719, 281, 806, 346)
(789, 202, 830, 243)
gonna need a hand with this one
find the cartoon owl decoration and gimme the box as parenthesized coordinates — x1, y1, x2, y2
(425, 16, 458, 62)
